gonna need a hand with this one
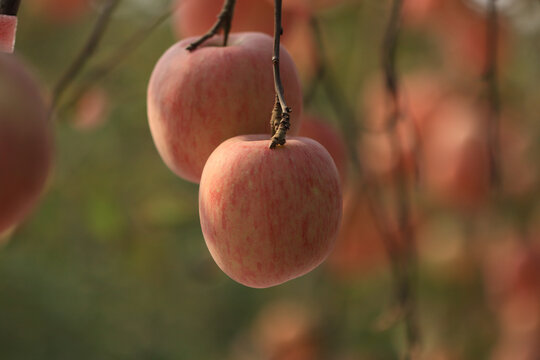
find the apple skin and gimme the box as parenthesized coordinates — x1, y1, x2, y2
(0, 54, 53, 233)
(199, 135, 342, 288)
(147, 32, 303, 183)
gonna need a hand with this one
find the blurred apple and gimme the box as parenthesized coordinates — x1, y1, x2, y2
(420, 98, 491, 210)
(264, 0, 350, 15)
(72, 86, 110, 131)
(359, 73, 448, 183)
(326, 183, 390, 278)
(483, 237, 540, 360)
(0, 54, 53, 233)
(230, 300, 321, 360)
(402, 0, 509, 75)
(25, 0, 92, 23)
(298, 114, 348, 183)
(498, 116, 538, 197)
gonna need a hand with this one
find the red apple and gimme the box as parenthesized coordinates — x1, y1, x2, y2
(420, 99, 490, 210)
(298, 115, 348, 183)
(73, 86, 110, 131)
(199, 135, 342, 288)
(0, 54, 53, 233)
(147, 32, 303, 183)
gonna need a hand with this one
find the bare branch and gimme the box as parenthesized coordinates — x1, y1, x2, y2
(61, 7, 174, 113)
(380, 0, 421, 358)
(49, 0, 121, 115)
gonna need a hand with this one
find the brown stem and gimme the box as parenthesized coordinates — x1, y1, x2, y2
(485, 0, 502, 189)
(49, 0, 121, 116)
(380, 0, 421, 358)
(186, 0, 236, 51)
(0, 0, 20, 15)
(269, 0, 292, 149)
(60, 8, 174, 114)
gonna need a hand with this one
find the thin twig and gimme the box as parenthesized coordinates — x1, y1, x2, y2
(485, 0, 502, 189)
(308, 16, 360, 168)
(49, 0, 121, 115)
(381, 0, 421, 358)
(60, 8, 174, 113)
(269, 0, 292, 149)
(186, 0, 236, 51)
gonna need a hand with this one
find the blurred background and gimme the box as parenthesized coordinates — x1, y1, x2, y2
(1, 0, 540, 358)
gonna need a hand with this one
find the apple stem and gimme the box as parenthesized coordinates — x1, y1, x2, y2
(380, 0, 422, 358)
(270, 95, 282, 136)
(485, 0, 502, 189)
(0, 0, 20, 15)
(49, 0, 120, 117)
(269, 0, 292, 149)
(186, 0, 237, 52)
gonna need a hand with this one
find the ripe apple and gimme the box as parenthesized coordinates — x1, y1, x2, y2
(420, 99, 490, 210)
(0, 54, 53, 233)
(147, 32, 303, 183)
(199, 135, 342, 288)
(298, 114, 348, 183)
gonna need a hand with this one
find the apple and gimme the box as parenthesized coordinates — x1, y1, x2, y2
(0, 54, 53, 233)
(199, 135, 342, 288)
(147, 32, 303, 183)
(73, 86, 109, 131)
(298, 114, 348, 183)
(420, 99, 490, 210)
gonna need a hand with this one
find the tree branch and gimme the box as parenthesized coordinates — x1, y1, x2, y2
(269, 0, 292, 149)
(60, 7, 174, 114)
(49, 0, 121, 115)
(380, 0, 421, 358)
(186, 0, 236, 51)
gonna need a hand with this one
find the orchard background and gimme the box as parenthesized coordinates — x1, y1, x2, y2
(1, 0, 540, 359)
